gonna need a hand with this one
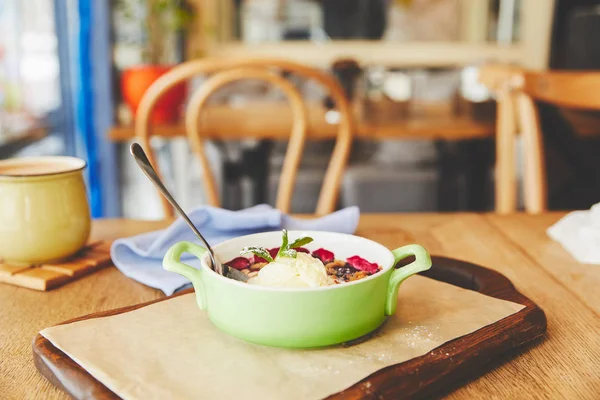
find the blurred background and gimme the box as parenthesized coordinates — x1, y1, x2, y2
(1, 0, 599, 219)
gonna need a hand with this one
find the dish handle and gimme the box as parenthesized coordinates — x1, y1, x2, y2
(163, 241, 207, 310)
(386, 244, 432, 315)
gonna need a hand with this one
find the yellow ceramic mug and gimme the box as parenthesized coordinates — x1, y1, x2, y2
(0, 156, 91, 265)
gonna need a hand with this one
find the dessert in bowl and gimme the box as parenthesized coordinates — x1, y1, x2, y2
(163, 230, 431, 348)
(225, 230, 385, 287)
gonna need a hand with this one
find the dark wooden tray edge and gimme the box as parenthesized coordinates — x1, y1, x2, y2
(32, 256, 547, 400)
(329, 256, 547, 399)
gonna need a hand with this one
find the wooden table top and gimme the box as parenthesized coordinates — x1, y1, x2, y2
(2, 213, 599, 398)
(109, 102, 494, 142)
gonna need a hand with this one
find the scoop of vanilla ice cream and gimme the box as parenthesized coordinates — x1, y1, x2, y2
(248, 252, 332, 288)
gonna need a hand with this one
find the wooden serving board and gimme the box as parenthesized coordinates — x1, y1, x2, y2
(32, 257, 547, 399)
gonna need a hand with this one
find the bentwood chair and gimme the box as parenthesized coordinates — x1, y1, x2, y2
(135, 58, 354, 219)
(479, 64, 545, 214)
(481, 65, 600, 214)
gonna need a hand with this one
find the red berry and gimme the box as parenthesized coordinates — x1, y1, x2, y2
(312, 248, 335, 264)
(268, 247, 280, 257)
(224, 257, 250, 270)
(296, 247, 309, 253)
(346, 255, 379, 274)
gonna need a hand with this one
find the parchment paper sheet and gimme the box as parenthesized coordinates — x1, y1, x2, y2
(41, 276, 524, 400)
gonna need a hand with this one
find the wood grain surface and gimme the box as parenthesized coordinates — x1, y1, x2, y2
(0, 242, 112, 291)
(32, 256, 547, 399)
(110, 102, 494, 142)
(2, 214, 600, 398)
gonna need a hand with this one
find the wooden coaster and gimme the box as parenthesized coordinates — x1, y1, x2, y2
(0, 241, 112, 291)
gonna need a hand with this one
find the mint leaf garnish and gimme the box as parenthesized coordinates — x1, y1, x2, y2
(241, 246, 274, 263)
(276, 229, 313, 258)
(289, 237, 313, 249)
(276, 229, 290, 258)
(243, 231, 314, 263)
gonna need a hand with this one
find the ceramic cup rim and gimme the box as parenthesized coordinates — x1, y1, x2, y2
(200, 230, 395, 293)
(0, 156, 87, 179)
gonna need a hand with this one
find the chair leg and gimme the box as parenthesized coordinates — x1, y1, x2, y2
(516, 93, 547, 214)
(495, 91, 518, 214)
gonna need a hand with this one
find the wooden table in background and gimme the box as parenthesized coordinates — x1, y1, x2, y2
(110, 102, 496, 210)
(109, 102, 494, 142)
(2, 213, 599, 398)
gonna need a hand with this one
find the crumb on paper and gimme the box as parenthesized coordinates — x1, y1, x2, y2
(361, 381, 373, 394)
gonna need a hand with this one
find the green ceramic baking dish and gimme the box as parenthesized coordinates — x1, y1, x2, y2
(163, 230, 431, 348)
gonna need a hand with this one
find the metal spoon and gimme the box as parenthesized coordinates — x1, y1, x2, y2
(130, 143, 247, 282)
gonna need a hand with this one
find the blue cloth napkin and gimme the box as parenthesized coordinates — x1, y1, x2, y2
(110, 204, 360, 295)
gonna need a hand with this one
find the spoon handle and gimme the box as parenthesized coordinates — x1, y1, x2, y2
(129, 143, 223, 275)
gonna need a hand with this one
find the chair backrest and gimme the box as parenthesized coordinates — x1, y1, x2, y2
(185, 67, 307, 213)
(518, 70, 600, 213)
(520, 70, 600, 110)
(479, 66, 600, 213)
(135, 58, 354, 218)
